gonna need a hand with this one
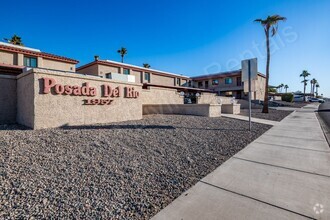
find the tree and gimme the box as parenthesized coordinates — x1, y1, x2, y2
(280, 83, 284, 93)
(311, 78, 317, 96)
(300, 70, 310, 101)
(117, 47, 127, 63)
(284, 84, 289, 93)
(254, 15, 287, 113)
(315, 83, 320, 97)
(4, 34, 24, 46)
(143, 63, 151, 68)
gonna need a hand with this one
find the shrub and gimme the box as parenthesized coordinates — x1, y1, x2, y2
(281, 93, 293, 102)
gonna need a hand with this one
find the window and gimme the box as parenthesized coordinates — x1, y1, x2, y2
(212, 79, 219, 85)
(123, 68, 130, 75)
(24, 56, 37, 67)
(144, 72, 150, 82)
(205, 81, 209, 89)
(176, 78, 181, 86)
(188, 80, 192, 87)
(198, 81, 203, 88)
(225, 77, 233, 84)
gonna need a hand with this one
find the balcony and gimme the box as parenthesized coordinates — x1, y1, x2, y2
(105, 72, 135, 83)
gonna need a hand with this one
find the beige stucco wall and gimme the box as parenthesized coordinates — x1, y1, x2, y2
(98, 65, 121, 78)
(17, 73, 35, 128)
(0, 51, 17, 65)
(131, 70, 143, 83)
(0, 75, 17, 124)
(198, 93, 233, 105)
(151, 74, 174, 86)
(77, 64, 99, 76)
(16, 69, 143, 129)
(141, 87, 183, 105)
(42, 59, 76, 72)
(221, 104, 241, 114)
(143, 104, 221, 117)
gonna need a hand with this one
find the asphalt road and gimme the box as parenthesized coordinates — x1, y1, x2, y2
(318, 101, 330, 144)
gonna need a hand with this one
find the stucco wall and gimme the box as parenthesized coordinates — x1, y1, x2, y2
(0, 51, 17, 65)
(143, 104, 221, 117)
(198, 93, 233, 105)
(17, 69, 143, 129)
(151, 74, 175, 86)
(77, 64, 99, 76)
(17, 73, 35, 128)
(141, 87, 183, 105)
(0, 75, 17, 124)
(98, 65, 121, 78)
(42, 59, 76, 72)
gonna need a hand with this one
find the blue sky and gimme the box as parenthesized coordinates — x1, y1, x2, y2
(1, 0, 329, 96)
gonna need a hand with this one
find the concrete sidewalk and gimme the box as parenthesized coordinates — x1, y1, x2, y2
(221, 113, 279, 126)
(152, 104, 330, 220)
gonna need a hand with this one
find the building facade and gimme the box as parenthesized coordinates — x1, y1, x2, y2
(0, 43, 265, 129)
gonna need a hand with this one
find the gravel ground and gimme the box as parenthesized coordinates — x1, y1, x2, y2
(272, 101, 308, 108)
(0, 115, 271, 219)
(240, 109, 293, 121)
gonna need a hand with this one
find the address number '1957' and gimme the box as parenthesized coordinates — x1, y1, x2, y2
(84, 99, 114, 105)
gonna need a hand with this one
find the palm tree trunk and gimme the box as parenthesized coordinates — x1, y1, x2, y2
(262, 29, 270, 113)
(121, 55, 124, 63)
(303, 77, 306, 101)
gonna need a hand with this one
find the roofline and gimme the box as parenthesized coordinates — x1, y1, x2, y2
(143, 83, 215, 93)
(77, 60, 190, 79)
(0, 44, 79, 64)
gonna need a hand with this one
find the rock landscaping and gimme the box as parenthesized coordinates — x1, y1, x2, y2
(239, 109, 293, 121)
(0, 115, 271, 219)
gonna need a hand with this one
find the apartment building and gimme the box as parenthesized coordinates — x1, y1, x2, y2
(77, 57, 191, 87)
(0, 42, 78, 73)
(191, 70, 266, 100)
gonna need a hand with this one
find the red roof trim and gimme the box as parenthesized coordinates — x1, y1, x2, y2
(77, 61, 190, 79)
(0, 44, 79, 64)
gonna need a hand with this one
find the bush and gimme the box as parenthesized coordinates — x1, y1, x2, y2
(281, 93, 293, 102)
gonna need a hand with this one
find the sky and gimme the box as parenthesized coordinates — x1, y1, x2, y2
(1, 0, 329, 96)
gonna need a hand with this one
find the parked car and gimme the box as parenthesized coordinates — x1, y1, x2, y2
(293, 95, 304, 102)
(309, 97, 325, 103)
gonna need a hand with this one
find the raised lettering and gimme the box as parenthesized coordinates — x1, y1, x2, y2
(43, 78, 56, 94)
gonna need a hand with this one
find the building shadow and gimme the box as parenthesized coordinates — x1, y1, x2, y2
(0, 123, 31, 131)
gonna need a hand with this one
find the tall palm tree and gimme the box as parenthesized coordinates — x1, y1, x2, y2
(300, 70, 310, 101)
(117, 47, 127, 63)
(315, 83, 320, 97)
(280, 83, 284, 93)
(284, 84, 289, 93)
(143, 63, 151, 68)
(4, 34, 24, 46)
(312, 78, 317, 96)
(254, 15, 286, 113)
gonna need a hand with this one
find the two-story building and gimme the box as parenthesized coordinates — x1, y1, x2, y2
(191, 70, 266, 100)
(76, 57, 191, 87)
(0, 42, 79, 73)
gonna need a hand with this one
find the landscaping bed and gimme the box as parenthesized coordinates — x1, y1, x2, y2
(0, 115, 271, 219)
(239, 109, 294, 121)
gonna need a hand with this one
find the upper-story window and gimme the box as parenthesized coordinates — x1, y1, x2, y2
(212, 79, 219, 85)
(177, 78, 181, 86)
(144, 72, 150, 82)
(198, 81, 203, 88)
(24, 56, 37, 68)
(225, 77, 233, 84)
(205, 81, 209, 89)
(123, 68, 130, 75)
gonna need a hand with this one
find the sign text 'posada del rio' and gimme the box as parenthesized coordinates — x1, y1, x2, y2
(42, 77, 139, 105)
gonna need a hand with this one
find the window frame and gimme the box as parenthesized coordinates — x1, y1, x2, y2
(24, 56, 38, 68)
(212, 79, 219, 85)
(123, 68, 130, 75)
(225, 77, 233, 84)
(144, 72, 150, 82)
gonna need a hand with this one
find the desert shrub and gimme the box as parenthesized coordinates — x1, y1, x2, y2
(281, 93, 293, 102)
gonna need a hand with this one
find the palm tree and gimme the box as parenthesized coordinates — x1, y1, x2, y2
(315, 83, 320, 97)
(254, 15, 286, 113)
(284, 85, 289, 93)
(300, 70, 310, 101)
(312, 78, 317, 96)
(143, 63, 151, 68)
(117, 47, 127, 63)
(280, 83, 284, 93)
(4, 34, 24, 46)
